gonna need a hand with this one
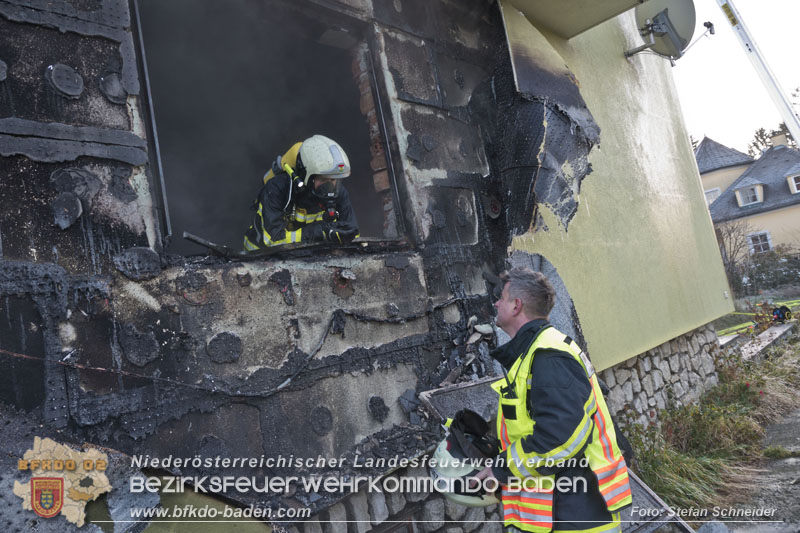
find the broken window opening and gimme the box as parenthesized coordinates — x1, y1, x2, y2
(133, 0, 403, 256)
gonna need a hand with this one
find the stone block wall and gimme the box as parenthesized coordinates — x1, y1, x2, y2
(600, 324, 722, 427)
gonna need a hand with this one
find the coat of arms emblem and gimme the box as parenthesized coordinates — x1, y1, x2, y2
(31, 477, 64, 518)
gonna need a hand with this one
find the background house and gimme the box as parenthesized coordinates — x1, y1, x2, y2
(697, 135, 800, 254)
(695, 136, 753, 206)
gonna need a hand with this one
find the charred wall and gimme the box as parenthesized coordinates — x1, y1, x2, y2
(0, 0, 601, 518)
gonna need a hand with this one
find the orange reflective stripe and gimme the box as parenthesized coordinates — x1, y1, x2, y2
(597, 459, 628, 489)
(594, 456, 625, 476)
(500, 415, 510, 449)
(600, 476, 629, 495)
(507, 495, 553, 507)
(502, 497, 554, 528)
(502, 498, 554, 511)
(599, 468, 629, 490)
(606, 487, 632, 507)
(593, 412, 613, 463)
(502, 487, 554, 494)
(503, 512, 552, 529)
(592, 398, 615, 463)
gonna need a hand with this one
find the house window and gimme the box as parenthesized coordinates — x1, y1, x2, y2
(740, 186, 760, 206)
(790, 175, 800, 194)
(134, 0, 400, 255)
(704, 188, 720, 205)
(748, 232, 772, 254)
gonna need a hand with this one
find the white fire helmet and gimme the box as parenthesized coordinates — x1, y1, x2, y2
(429, 421, 500, 508)
(299, 135, 351, 182)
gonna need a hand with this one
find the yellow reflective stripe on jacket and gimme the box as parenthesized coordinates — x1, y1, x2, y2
(506, 391, 595, 479)
(544, 393, 596, 462)
(243, 235, 260, 251)
(293, 208, 325, 223)
(508, 441, 536, 478)
(263, 227, 302, 245)
(254, 201, 308, 247)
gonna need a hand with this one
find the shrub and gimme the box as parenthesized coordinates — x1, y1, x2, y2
(626, 337, 800, 511)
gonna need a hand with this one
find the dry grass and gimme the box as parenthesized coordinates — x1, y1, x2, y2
(763, 446, 800, 459)
(627, 335, 800, 512)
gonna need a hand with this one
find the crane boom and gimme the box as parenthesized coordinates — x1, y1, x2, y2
(715, 0, 800, 144)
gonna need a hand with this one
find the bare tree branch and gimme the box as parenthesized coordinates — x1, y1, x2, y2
(715, 220, 756, 294)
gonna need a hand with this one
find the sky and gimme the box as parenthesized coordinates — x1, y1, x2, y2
(671, 0, 800, 154)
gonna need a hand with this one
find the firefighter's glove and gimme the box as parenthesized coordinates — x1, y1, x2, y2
(302, 222, 326, 243)
(302, 222, 358, 244)
(327, 222, 358, 244)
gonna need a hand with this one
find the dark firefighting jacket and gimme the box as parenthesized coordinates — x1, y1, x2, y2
(490, 319, 632, 532)
(243, 170, 358, 250)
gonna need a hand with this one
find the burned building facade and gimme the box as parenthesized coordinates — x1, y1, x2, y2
(1, 0, 731, 530)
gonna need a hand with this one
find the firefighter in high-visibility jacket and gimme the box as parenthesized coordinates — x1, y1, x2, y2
(243, 135, 359, 250)
(475, 268, 632, 532)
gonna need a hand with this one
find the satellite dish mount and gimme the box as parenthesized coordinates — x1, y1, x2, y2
(625, 0, 696, 61)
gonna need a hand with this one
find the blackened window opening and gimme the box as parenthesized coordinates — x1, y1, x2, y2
(136, 0, 392, 255)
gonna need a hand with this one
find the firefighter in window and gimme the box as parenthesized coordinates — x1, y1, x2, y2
(243, 135, 359, 250)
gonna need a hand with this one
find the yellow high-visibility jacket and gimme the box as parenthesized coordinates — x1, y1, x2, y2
(490, 321, 632, 532)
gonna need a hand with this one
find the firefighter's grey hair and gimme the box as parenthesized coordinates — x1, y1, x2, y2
(499, 267, 555, 319)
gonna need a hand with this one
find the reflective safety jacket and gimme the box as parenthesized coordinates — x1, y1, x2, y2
(243, 145, 358, 250)
(490, 322, 632, 532)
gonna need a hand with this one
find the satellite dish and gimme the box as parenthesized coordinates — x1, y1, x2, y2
(625, 0, 696, 60)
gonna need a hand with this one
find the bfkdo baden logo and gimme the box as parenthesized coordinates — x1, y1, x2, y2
(31, 477, 64, 518)
(13, 437, 111, 527)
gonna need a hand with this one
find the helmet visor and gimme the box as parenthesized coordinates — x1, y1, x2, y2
(311, 176, 342, 200)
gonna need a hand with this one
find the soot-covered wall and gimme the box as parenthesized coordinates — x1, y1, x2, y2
(0, 0, 604, 520)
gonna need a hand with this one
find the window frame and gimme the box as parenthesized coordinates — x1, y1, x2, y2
(704, 187, 721, 206)
(747, 231, 772, 254)
(789, 174, 800, 194)
(130, 0, 407, 256)
(738, 185, 762, 207)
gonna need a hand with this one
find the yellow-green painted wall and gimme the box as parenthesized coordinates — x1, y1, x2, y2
(701, 165, 749, 196)
(718, 204, 800, 250)
(511, 13, 733, 370)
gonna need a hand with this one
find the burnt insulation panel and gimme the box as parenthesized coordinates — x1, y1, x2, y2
(0, 16, 130, 128)
(481, 49, 596, 235)
(0, 156, 148, 275)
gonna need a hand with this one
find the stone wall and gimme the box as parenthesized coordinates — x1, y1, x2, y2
(601, 324, 722, 427)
